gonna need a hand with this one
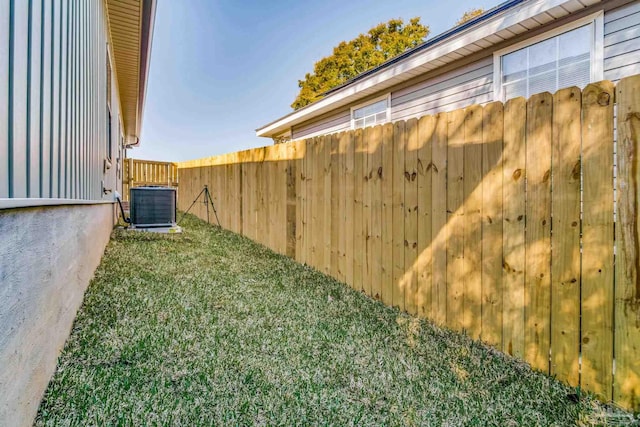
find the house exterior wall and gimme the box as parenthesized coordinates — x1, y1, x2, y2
(0, 1, 130, 425)
(0, 0, 123, 201)
(291, 1, 640, 141)
(0, 204, 114, 427)
(604, 1, 640, 81)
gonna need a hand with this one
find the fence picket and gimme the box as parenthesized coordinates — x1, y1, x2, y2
(581, 81, 615, 400)
(550, 86, 582, 386)
(174, 76, 640, 411)
(524, 92, 552, 372)
(614, 75, 640, 408)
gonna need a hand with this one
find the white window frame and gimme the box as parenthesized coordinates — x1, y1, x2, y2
(350, 93, 391, 130)
(493, 11, 604, 101)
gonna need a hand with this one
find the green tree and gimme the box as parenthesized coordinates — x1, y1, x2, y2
(292, 18, 429, 110)
(456, 8, 485, 26)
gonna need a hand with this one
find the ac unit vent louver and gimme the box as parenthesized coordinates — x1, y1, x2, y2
(130, 187, 177, 227)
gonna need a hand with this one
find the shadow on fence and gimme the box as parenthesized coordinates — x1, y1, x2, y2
(177, 76, 640, 411)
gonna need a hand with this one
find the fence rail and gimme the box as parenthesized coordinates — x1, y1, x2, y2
(177, 75, 640, 410)
(123, 159, 179, 201)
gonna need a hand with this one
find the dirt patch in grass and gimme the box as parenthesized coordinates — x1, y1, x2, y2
(35, 214, 634, 426)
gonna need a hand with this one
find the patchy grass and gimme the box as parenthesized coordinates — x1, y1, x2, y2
(36, 214, 633, 426)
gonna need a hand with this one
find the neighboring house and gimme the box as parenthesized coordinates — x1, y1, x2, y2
(0, 1, 155, 426)
(257, 0, 640, 142)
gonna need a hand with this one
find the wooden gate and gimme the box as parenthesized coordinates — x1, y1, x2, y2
(123, 158, 179, 201)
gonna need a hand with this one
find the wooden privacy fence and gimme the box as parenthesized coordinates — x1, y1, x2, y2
(177, 75, 640, 410)
(123, 158, 179, 201)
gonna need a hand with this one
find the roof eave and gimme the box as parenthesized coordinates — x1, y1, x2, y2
(134, 0, 157, 147)
(256, 0, 596, 139)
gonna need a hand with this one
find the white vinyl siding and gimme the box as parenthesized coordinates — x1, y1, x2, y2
(292, 108, 350, 140)
(391, 57, 493, 122)
(603, 2, 640, 82)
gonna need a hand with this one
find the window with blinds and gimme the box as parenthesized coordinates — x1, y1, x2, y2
(351, 96, 389, 129)
(498, 23, 593, 101)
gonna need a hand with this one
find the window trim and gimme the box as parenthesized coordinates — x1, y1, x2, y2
(492, 11, 604, 102)
(350, 93, 391, 130)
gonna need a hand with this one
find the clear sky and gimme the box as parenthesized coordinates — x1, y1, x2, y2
(134, 0, 501, 162)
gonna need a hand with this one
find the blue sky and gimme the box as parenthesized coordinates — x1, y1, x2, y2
(134, 0, 501, 162)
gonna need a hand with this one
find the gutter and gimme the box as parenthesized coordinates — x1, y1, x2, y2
(323, 0, 526, 95)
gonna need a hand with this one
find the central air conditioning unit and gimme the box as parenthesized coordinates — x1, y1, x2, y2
(129, 186, 177, 228)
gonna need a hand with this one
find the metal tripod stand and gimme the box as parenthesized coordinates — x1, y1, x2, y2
(178, 185, 220, 226)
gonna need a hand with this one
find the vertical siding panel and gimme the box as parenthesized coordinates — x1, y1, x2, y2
(80, 0, 86, 198)
(12, 0, 29, 197)
(49, 0, 66, 197)
(27, 0, 42, 197)
(41, 0, 52, 198)
(57, 0, 67, 197)
(0, 0, 9, 197)
(62, 0, 69, 197)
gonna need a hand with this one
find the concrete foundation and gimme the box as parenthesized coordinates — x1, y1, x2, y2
(0, 203, 114, 427)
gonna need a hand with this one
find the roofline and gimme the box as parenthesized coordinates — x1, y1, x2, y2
(323, 0, 525, 96)
(255, 0, 575, 138)
(132, 0, 157, 147)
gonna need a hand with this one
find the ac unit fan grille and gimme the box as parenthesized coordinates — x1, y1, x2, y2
(130, 187, 176, 227)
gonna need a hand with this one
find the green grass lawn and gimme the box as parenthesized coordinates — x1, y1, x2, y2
(35, 214, 633, 426)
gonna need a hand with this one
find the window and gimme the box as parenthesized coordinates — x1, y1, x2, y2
(351, 95, 390, 129)
(494, 13, 603, 101)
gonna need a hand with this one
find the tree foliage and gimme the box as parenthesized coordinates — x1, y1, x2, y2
(456, 8, 485, 26)
(291, 18, 429, 110)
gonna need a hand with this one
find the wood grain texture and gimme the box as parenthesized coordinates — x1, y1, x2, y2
(446, 109, 465, 331)
(431, 113, 448, 326)
(381, 123, 394, 305)
(614, 75, 640, 409)
(353, 129, 365, 292)
(524, 92, 552, 372)
(392, 121, 406, 311)
(404, 118, 419, 315)
(581, 81, 614, 400)
(550, 87, 582, 387)
(416, 116, 434, 318)
(463, 105, 483, 339)
(481, 102, 503, 348)
(502, 97, 526, 359)
(369, 125, 383, 300)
